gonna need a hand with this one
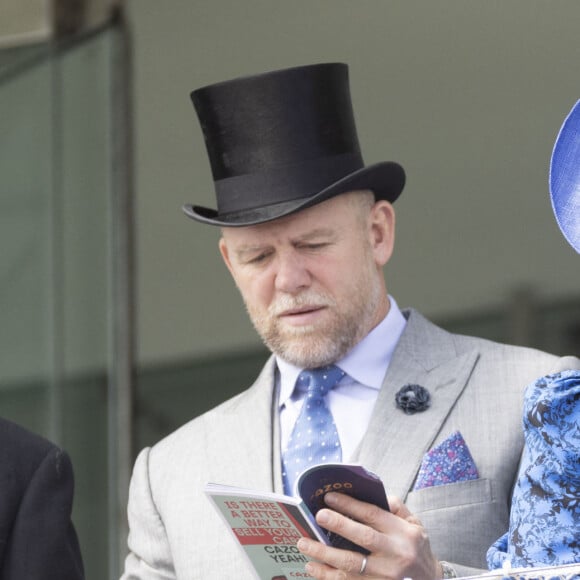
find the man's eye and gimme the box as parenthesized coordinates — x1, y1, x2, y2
(246, 252, 270, 264)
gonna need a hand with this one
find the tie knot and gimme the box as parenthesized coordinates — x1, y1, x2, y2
(297, 365, 345, 398)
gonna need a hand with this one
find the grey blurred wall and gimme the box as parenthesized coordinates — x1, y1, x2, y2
(126, 0, 580, 367)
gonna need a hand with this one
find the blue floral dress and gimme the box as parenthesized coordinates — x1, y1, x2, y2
(487, 370, 580, 569)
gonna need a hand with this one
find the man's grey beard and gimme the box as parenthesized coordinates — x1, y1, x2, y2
(244, 282, 381, 369)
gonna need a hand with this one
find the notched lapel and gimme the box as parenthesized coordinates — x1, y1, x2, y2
(355, 348, 480, 500)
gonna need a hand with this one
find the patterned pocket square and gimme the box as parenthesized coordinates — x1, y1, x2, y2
(413, 430, 479, 490)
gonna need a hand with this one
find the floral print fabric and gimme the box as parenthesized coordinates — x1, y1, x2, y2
(488, 370, 580, 570)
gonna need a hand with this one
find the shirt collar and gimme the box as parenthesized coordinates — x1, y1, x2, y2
(277, 295, 407, 408)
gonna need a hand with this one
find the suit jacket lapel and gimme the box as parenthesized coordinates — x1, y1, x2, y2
(354, 309, 480, 500)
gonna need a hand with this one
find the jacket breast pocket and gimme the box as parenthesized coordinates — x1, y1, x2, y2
(406, 477, 492, 513)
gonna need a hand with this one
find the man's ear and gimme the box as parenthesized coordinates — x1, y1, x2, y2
(369, 200, 396, 266)
(218, 236, 235, 276)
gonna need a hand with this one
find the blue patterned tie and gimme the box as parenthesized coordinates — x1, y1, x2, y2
(282, 365, 345, 495)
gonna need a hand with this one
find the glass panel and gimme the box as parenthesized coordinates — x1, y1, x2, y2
(0, 46, 53, 438)
(58, 32, 113, 580)
(0, 24, 129, 580)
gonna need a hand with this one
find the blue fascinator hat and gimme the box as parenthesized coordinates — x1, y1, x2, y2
(550, 100, 580, 252)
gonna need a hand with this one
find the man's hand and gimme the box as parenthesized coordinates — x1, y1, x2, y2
(297, 492, 443, 580)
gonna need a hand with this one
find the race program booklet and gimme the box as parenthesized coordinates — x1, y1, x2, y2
(205, 463, 388, 580)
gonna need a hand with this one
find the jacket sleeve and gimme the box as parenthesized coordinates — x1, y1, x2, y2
(120, 447, 176, 580)
(2, 446, 85, 580)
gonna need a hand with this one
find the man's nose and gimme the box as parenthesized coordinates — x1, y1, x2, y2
(274, 252, 311, 294)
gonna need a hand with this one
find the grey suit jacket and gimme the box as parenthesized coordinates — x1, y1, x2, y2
(121, 309, 578, 579)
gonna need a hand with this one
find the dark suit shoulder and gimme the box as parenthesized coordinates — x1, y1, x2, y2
(0, 417, 68, 483)
(0, 418, 83, 579)
(0, 416, 58, 454)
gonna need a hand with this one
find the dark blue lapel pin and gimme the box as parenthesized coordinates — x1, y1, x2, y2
(395, 384, 431, 414)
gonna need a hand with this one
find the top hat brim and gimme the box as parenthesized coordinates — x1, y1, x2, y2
(550, 99, 580, 253)
(182, 160, 405, 227)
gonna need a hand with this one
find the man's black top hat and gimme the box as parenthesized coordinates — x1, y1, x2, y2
(183, 62, 405, 227)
